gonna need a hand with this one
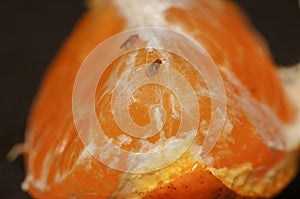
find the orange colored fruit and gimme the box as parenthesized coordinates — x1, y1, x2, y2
(23, 1, 299, 198)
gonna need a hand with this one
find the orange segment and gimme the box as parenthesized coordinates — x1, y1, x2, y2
(23, 1, 299, 199)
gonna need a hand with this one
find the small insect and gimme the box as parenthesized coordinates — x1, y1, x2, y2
(120, 34, 139, 50)
(147, 59, 162, 76)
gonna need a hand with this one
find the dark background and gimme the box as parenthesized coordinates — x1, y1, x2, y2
(0, 0, 299, 198)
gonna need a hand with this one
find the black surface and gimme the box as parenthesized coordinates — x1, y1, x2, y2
(0, 0, 299, 198)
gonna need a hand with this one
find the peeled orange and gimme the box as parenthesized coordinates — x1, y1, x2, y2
(23, 0, 300, 198)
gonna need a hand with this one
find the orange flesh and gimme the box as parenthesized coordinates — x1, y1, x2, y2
(23, 1, 298, 199)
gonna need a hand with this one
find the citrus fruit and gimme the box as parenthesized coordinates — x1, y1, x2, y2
(23, 0, 300, 198)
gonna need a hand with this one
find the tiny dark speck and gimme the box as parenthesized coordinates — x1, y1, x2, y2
(147, 59, 162, 76)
